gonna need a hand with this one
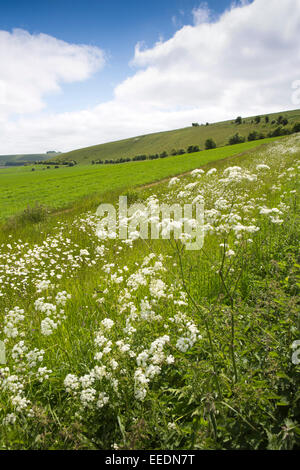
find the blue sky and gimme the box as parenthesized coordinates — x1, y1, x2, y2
(0, 0, 232, 113)
(0, 0, 298, 154)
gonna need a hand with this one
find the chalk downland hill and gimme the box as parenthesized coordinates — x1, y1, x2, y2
(52, 109, 300, 164)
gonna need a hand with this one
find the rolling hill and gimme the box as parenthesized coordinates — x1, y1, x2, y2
(0, 152, 60, 166)
(52, 109, 300, 164)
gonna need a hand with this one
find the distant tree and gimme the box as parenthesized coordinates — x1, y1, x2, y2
(235, 116, 242, 125)
(269, 126, 284, 137)
(254, 116, 261, 124)
(293, 123, 300, 133)
(178, 149, 185, 155)
(277, 115, 283, 125)
(265, 116, 269, 123)
(160, 151, 168, 158)
(248, 131, 259, 141)
(192, 123, 199, 127)
(205, 138, 217, 150)
(282, 118, 288, 126)
(187, 145, 200, 153)
(228, 133, 246, 145)
(206, 122, 209, 126)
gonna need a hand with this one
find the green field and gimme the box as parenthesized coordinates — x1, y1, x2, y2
(55, 109, 300, 164)
(0, 137, 282, 220)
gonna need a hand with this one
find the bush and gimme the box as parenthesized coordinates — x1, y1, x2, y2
(248, 131, 259, 141)
(293, 123, 300, 133)
(228, 133, 246, 145)
(159, 151, 168, 158)
(268, 126, 292, 138)
(187, 145, 200, 153)
(205, 138, 217, 150)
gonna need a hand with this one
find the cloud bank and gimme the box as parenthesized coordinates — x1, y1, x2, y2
(0, 0, 300, 154)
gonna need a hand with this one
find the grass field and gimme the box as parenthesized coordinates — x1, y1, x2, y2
(55, 109, 300, 164)
(0, 134, 299, 450)
(0, 137, 283, 220)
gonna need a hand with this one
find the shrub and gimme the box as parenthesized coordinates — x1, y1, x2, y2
(205, 138, 217, 150)
(159, 151, 168, 158)
(187, 145, 200, 153)
(228, 133, 246, 145)
(293, 123, 300, 133)
(248, 131, 259, 141)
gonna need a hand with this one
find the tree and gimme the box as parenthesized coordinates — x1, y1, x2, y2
(192, 123, 199, 127)
(265, 116, 269, 123)
(187, 145, 200, 153)
(248, 131, 259, 141)
(293, 123, 300, 133)
(254, 116, 261, 124)
(205, 138, 217, 150)
(228, 133, 246, 145)
(160, 151, 168, 158)
(235, 116, 242, 125)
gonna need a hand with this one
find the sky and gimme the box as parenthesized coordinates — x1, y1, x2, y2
(0, 0, 299, 154)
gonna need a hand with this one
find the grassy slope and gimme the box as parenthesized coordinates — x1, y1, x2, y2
(0, 138, 280, 220)
(0, 154, 50, 165)
(55, 109, 300, 164)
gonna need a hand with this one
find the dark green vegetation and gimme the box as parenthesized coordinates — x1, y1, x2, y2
(52, 109, 300, 165)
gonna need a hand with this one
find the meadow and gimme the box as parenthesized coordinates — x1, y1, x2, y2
(0, 134, 299, 450)
(0, 137, 282, 220)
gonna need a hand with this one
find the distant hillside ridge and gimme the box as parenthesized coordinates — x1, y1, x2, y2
(0, 152, 60, 166)
(51, 109, 300, 165)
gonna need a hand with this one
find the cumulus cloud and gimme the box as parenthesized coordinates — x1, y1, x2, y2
(0, 29, 104, 119)
(0, 0, 300, 154)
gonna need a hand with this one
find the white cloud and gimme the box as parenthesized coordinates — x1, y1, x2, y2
(192, 3, 211, 25)
(1, 0, 300, 154)
(0, 29, 104, 119)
